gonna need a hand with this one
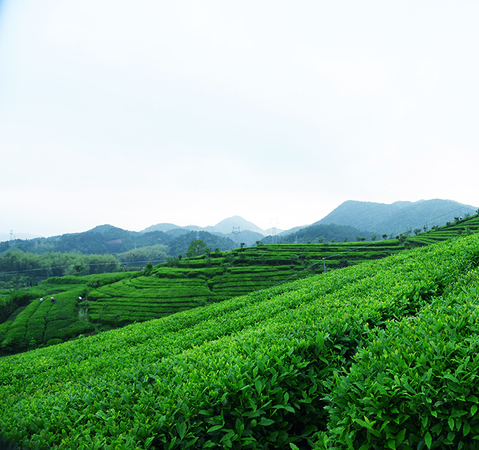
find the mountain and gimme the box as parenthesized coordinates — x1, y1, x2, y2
(222, 230, 265, 247)
(0, 232, 41, 243)
(316, 199, 478, 236)
(141, 223, 181, 233)
(210, 216, 266, 235)
(279, 223, 375, 244)
(142, 216, 263, 236)
(5, 201, 478, 252)
(316, 200, 410, 232)
(278, 225, 310, 237)
(1, 224, 239, 258)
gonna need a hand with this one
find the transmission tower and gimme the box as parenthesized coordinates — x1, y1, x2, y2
(272, 227, 277, 244)
(232, 227, 241, 247)
(270, 219, 279, 244)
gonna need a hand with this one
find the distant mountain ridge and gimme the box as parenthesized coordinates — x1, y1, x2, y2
(317, 199, 478, 236)
(0, 232, 41, 242)
(4, 199, 477, 252)
(142, 215, 283, 238)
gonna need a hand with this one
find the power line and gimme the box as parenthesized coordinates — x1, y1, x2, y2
(272, 241, 378, 288)
(0, 259, 167, 276)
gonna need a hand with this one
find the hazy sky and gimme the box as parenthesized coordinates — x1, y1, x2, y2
(1, 1, 478, 238)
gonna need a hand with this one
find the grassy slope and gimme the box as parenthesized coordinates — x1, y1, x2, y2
(1, 233, 479, 448)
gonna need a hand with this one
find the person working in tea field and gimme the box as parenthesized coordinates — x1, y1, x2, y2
(51, 296, 56, 304)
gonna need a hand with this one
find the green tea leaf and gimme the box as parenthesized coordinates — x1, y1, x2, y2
(472, 404, 478, 417)
(448, 416, 454, 431)
(425, 432, 432, 449)
(259, 418, 275, 427)
(464, 421, 471, 436)
(255, 379, 264, 394)
(395, 428, 406, 446)
(387, 438, 396, 449)
(207, 425, 223, 434)
(177, 422, 187, 440)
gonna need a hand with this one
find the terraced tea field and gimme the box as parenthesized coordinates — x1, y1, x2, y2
(0, 273, 133, 354)
(85, 240, 407, 326)
(408, 214, 479, 245)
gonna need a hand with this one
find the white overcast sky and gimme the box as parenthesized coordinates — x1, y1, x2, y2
(1, 1, 478, 238)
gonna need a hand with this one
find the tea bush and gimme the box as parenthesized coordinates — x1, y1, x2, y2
(321, 269, 479, 449)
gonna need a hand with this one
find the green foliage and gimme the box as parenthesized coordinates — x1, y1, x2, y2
(0, 274, 134, 354)
(281, 224, 374, 244)
(322, 272, 479, 449)
(166, 256, 179, 267)
(408, 214, 479, 247)
(0, 251, 121, 287)
(117, 244, 168, 267)
(1, 235, 479, 448)
(186, 239, 209, 258)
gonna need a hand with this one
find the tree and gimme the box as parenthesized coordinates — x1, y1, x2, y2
(186, 239, 208, 258)
(382, 234, 388, 240)
(166, 257, 179, 267)
(117, 244, 168, 265)
(143, 262, 153, 275)
(413, 228, 422, 236)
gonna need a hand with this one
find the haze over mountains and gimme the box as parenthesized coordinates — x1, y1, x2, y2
(316, 199, 478, 236)
(143, 215, 273, 237)
(1, 199, 477, 249)
(142, 199, 477, 239)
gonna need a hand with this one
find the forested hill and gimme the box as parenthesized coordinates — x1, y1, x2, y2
(1, 226, 235, 258)
(317, 198, 478, 236)
(267, 223, 376, 244)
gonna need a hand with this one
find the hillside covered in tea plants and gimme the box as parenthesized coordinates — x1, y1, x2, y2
(1, 232, 479, 448)
(0, 238, 408, 354)
(1, 213, 479, 355)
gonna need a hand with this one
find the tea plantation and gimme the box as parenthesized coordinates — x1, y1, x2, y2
(1, 232, 479, 448)
(408, 214, 479, 246)
(2, 213, 479, 355)
(0, 272, 134, 354)
(0, 239, 408, 353)
(86, 240, 408, 326)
